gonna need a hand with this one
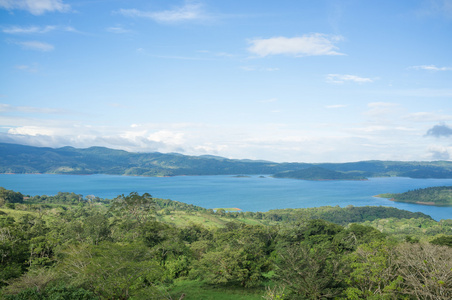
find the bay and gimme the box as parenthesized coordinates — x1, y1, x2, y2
(1, 174, 452, 221)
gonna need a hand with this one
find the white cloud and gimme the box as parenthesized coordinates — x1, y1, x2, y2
(8, 126, 56, 136)
(410, 65, 452, 71)
(0, 0, 70, 15)
(326, 74, 373, 84)
(14, 40, 54, 51)
(247, 34, 344, 57)
(427, 145, 451, 160)
(117, 2, 207, 23)
(0, 119, 447, 162)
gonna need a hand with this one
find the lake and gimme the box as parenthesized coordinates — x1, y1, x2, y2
(1, 174, 452, 221)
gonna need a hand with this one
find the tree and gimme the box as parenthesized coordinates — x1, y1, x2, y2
(430, 235, 452, 247)
(57, 242, 163, 299)
(110, 192, 155, 224)
(396, 243, 452, 299)
(275, 242, 345, 299)
(0, 188, 24, 205)
(344, 240, 401, 299)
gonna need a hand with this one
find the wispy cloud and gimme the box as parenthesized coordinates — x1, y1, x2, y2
(0, 103, 67, 114)
(410, 65, 452, 71)
(247, 34, 344, 57)
(0, 0, 70, 15)
(117, 2, 208, 23)
(326, 74, 373, 84)
(106, 26, 132, 34)
(13, 40, 54, 51)
(2, 25, 76, 34)
(364, 102, 399, 119)
(404, 112, 452, 122)
(3, 25, 55, 34)
(14, 64, 38, 73)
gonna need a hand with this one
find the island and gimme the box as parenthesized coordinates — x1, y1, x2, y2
(272, 166, 368, 181)
(377, 186, 452, 206)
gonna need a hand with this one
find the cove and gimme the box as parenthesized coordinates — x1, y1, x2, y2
(1, 174, 452, 221)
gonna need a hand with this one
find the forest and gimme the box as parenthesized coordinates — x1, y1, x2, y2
(1, 187, 452, 299)
(378, 186, 452, 206)
(272, 167, 367, 181)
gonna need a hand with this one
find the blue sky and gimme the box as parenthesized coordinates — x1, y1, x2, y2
(1, 0, 452, 162)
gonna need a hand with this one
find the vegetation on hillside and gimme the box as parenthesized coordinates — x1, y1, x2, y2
(273, 166, 367, 180)
(2, 142, 452, 178)
(1, 187, 452, 299)
(378, 186, 452, 206)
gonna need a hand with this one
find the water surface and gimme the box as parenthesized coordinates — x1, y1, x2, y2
(1, 174, 452, 221)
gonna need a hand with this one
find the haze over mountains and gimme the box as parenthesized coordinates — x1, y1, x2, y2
(1, 142, 452, 179)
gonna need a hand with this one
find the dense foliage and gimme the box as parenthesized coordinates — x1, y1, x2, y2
(272, 167, 367, 180)
(1, 187, 452, 299)
(2, 142, 452, 178)
(380, 186, 452, 206)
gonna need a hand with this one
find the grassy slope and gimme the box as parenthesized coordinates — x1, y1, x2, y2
(155, 211, 268, 228)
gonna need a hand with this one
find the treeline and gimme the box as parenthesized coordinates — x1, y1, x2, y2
(1, 188, 452, 299)
(381, 186, 452, 206)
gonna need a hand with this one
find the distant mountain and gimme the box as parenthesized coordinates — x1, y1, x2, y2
(1, 142, 452, 178)
(273, 166, 367, 180)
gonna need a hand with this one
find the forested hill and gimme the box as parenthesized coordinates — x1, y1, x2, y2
(1, 142, 452, 178)
(273, 166, 368, 180)
(379, 186, 452, 206)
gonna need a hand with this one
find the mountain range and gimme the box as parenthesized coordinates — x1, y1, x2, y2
(1, 142, 452, 179)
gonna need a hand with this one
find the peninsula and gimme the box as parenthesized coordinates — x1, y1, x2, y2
(377, 186, 452, 206)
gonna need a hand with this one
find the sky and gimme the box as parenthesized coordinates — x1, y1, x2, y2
(1, 0, 452, 163)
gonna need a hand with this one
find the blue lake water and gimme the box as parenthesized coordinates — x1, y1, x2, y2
(1, 174, 452, 221)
